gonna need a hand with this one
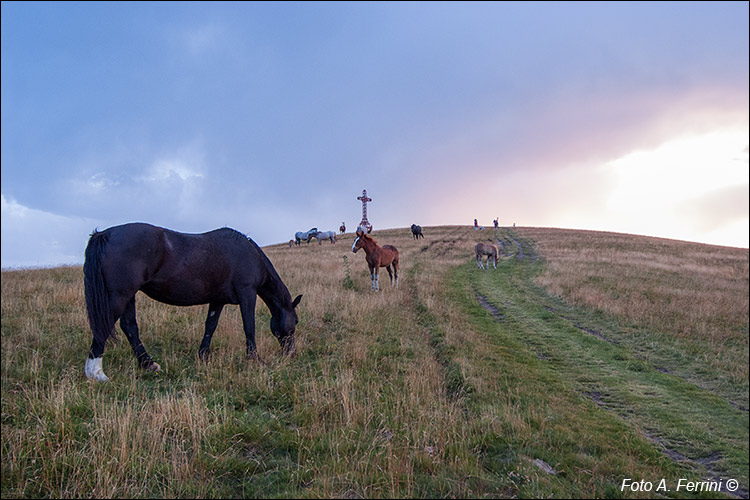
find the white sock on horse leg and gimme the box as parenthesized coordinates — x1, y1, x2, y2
(85, 357, 109, 382)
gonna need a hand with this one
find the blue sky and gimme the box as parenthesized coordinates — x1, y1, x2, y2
(2, 1, 748, 268)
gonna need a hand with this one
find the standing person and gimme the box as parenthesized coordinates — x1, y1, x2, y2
(474, 218, 479, 230)
(493, 218, 499, 229)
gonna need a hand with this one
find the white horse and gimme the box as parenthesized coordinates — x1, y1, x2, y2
(316, 230, 336, 244)
(295, 228, 318, 245)
(475, 243, 498, 269)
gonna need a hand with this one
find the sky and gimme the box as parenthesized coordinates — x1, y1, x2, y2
(2, 1, 748, 268)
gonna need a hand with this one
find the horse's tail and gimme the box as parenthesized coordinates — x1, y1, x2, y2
(83, 229, 116, 350)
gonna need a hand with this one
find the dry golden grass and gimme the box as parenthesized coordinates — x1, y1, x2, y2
(517, 227, 749, 382)
(2, 225, 747, 498)
(261, 227, 484, 497)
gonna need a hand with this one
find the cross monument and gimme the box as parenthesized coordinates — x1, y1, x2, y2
(357, 189, 373, 233)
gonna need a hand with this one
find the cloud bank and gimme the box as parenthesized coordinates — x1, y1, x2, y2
(2, 2, 748, 267)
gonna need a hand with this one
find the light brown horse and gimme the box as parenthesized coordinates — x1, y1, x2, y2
(475, 242, 498, 269)
(351, 230, 399, 291)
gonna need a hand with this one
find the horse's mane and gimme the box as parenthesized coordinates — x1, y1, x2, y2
(241, 230, 292, 305)
(360, 233, 377, 244)
(220, 226, 249, 241)
(217, 227, 276, 277)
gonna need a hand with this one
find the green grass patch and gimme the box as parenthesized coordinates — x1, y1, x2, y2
(449, 251, 748, 497)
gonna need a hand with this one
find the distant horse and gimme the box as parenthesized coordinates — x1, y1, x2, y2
(475, 242, 498, 270)
(295, 227, 318, 245)
(83, 222, 302, 382)
(411, 224, 424, 239)
(316, 230, 336, 244)
(351, 229, 399, 291)
(339, 222, 346, 234)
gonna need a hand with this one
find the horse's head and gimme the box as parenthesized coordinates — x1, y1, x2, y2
(270, 294, 302, 356)
(352, 230, 369, 253)
(352, 232, 377, 253)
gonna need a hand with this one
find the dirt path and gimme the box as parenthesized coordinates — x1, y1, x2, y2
(469, 243, 748, 498)
(493, 228, 536, 261)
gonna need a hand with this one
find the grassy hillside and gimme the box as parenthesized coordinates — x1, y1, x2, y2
(1, 226, 747, 498)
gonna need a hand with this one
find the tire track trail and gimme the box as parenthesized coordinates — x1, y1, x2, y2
(492, 227, 536, 261)
(469, 242, 748, 497)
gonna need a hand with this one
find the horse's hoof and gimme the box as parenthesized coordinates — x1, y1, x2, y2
(247, 352, 267, 366)
(89, 372, 109, 382)
(87, 372, 110, 382)
(85, 357, 110, 382)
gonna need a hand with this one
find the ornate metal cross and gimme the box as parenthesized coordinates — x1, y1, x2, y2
(357, 189, 372, 233)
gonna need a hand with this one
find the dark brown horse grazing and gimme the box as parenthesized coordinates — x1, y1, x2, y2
(83, 222, 302, 382)
(351, 229, 399, 291)
(475, 242, 498, 269)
